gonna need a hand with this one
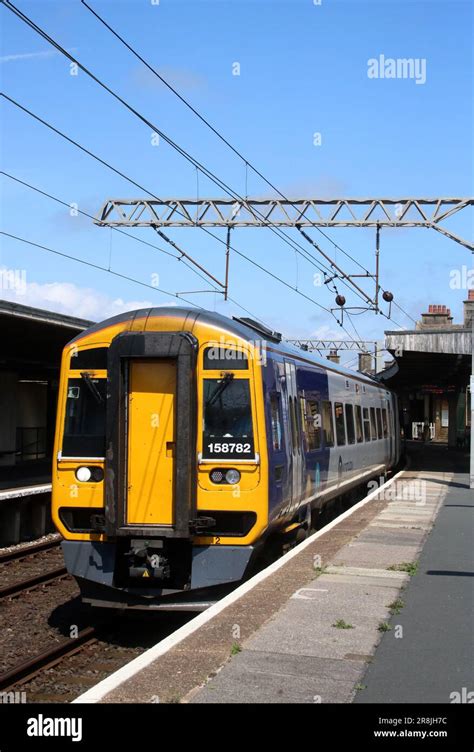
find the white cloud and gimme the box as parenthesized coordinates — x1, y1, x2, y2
(0, 270, 159, 321)
(309, 323, 347, 340)
(1, 48, 77, 64)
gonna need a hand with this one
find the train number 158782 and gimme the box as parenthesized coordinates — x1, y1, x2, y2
(207, 442, 252, 454)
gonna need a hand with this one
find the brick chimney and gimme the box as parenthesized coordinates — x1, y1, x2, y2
(358, 352, 372, 373)
(464, 289, 474, 328)
(327, 349, 340, 364)
(417, 304, 454, 329)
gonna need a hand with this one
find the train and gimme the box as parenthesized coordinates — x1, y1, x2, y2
(51, 307, 401, 610)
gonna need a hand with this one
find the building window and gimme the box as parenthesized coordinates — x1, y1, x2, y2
(334, 402, 346, 446)
(345, 404, 356, 444)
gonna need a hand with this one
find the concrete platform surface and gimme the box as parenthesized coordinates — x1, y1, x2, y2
(75, 445, 470, 705)
(189, 468, 450, 703)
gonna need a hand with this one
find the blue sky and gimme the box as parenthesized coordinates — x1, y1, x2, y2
(1, 0, 472, 367)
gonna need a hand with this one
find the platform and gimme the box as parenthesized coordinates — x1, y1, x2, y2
(74, 444, 472, 705)
(0, 483, 52, 501)
(0, 480, 53, 546)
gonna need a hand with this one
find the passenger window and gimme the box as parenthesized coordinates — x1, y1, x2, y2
(370, 407, 377, 440)
(376, 408, 383, 439)
(363, 407, 371, 441)
(382, 408, 388, 438)
(270, 393, 283, 451)
(289, 396, 299, 453)
(334, 402, 346, 446)
(322, 401, 334, 447)
(302, 398, 321, 451)
(345, 404, 355, 444)
(355, 405, 363, 443)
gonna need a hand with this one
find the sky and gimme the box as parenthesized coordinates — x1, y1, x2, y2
(1, 0, 473, 368)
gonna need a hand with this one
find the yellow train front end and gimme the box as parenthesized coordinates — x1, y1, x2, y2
(52, 308, 269, 609)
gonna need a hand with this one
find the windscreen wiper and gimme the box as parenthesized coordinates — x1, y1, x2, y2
(208, 373, 234, 406)
(80, 372, 104, 404)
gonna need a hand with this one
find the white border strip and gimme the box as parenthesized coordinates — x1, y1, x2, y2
(73, 467, 405, 703)
(0, 483, 52, 501)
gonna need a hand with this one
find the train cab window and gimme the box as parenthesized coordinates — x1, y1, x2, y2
(345, 404, 356, 444)
(334, 402, 346, 446)
(203, 347, 248, 370)
(370, 407, 377, 440)
(322, 401, 334, 447)
(63, 376, 106, 457)
(70, 347, 108, 370)
(303, 398, 321, 451)
(203, 377, 254, 459)
(376, 408, 383, 439)
(363, 407, 371, 441)
(382, 408, 388, 438)
(355, 405, 364, 443)
(270, 393, 283, 451)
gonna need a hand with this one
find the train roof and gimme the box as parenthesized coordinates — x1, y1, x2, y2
(70, 306, 383, 388)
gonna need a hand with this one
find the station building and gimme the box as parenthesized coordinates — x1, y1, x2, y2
(382, 292, 473, 447)
(0, 301, 90, 487)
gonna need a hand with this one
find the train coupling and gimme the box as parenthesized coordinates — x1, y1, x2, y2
(125, 539, 171, 580)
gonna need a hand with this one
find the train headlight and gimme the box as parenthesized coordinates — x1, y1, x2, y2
(225, 469, 241, 485)
(210, 469, 224, 483)
(75, 466, 92, 482)
(75, 466, 104, 482)
(209, 468, 241, 485)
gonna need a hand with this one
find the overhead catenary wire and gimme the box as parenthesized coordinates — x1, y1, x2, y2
(0, 231, 206, 309)
(2, 94, 355, 333)
(1, 0, 393, 331)
(1, 1, 339, 286)
(1, 3, 378, 346)
(79, 0, 417, 327)
(2, 0, 414, 339)
(1, 93, 333, 298)
(1, 171, 269, 324)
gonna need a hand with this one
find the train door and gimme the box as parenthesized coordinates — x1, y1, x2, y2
(284, 361, 303, 509)
(126, 359, 176, 526)
(387, 399, 393, 466)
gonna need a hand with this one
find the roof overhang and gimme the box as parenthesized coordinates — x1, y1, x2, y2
(381, 328, 472, 391)
(0, 300, 92, 377)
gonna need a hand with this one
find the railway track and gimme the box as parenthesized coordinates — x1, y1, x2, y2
(0, 535, 68, 599)
(0, 486, 366, 702)
(0, 627, 98, 691)
(0, 536, 61, 565)
(0, 566, 69, 599)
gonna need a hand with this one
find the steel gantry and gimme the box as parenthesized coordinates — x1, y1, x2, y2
(95, 197, 474, 250)
(286, 338, 384, 371)
(287, 339, 378, 352)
